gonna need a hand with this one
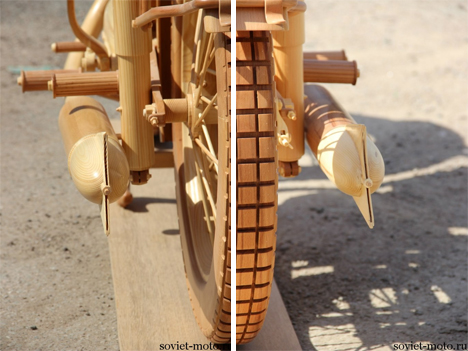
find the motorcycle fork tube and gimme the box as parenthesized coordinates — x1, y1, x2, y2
(113, 0, 154, 181)
(272, 11, 305, 162)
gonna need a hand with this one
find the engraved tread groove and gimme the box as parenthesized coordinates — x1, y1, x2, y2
(236, 31, 278, 345)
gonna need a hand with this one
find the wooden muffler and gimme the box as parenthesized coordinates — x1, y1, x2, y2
(304, 85, 385, 228)
(59, 96, 130, 235)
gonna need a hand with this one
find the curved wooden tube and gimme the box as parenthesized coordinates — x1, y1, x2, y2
(67, 0, 109, 69)
(59, 96, 129, 204)
(133, 0, 306, 28)
(64, 0, 109, 70)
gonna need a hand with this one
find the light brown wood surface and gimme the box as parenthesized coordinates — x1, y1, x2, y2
(272, 11, 305, 163)
(108, 166, 301, 350)
(50, 71, 119, 98)
(114, 0, 154, 173)
(303, 59, 359, 85)
(238, 281, 302, 351)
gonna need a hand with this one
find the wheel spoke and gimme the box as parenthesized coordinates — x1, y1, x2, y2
(194, 147, 217, 225)
(201, 124, 218, 174)
(193, 151, 215, 238)
(194, 92, 218, 129)
(194, 137, 218, 166)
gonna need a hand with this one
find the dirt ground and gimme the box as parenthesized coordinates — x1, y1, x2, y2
(1, 1, 467, 351)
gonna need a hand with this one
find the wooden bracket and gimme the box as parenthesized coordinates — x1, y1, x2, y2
(219, 0, 231, 27)
(265, 0, 286, 24)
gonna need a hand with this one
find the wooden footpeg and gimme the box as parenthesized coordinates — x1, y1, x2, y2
(303, 59, 359, 85)
(48, 71, 119, 98)
(51, 41, 87, 53)
(17, 69, 80, 92)
(304, 50, 347, 61)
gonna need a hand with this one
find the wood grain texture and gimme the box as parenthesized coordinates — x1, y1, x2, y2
(64, 0, 108, 70)
(58, 96, 129, 204)
(236, 31, 278, 345)
(50, 71, 119, 98)
(114, 0, 154, 172)
(17, 69, 80, 92)
(272, 11, 305, 163)
(303, 59, 359, 85)
(238, 280, 302, 351)
(52, 41, 87, 53)
(108, 168, 209, 350)
(304, 50, 347, 61)
(108, 167, 300, 350)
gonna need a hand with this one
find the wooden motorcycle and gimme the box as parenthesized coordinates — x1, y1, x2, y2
(17, 0, 385, 345)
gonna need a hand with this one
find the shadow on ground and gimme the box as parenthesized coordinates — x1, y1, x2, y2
(274, 115, 467, 350)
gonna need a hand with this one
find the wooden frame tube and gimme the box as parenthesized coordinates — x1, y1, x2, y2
(133, 0, 306, 28)
(272, 11, 305, 162)
(17, 69, 80, 92)
(304, 59, 359, 85)
(114, 0, 154, 174)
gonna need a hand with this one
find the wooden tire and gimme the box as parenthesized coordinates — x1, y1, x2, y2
(172, 11, 231, 344)
(236, 31, 278, 344)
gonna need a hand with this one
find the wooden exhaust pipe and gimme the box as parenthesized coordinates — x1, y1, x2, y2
(304, 85, 385, 228)
(58, 96, 129, 205)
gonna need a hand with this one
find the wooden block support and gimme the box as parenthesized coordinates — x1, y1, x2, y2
(304, 59, 359, 85)
(49, 71, 119, 98)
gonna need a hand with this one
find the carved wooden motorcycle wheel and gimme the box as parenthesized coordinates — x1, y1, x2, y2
(172, 11, 231, 344)
(235, 31, 278, 344)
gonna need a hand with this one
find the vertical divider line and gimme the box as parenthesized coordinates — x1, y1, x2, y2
(230, 0, 237, 348)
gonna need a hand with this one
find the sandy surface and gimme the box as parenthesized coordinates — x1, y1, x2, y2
(1, 1, 467, 351)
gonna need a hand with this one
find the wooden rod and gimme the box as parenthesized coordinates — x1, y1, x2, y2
(114, 0, 154, 173)
(303, 59, 359, 85)
(64, 0, 108, 70)
(67, 0, 109, 65)
(133, 0, 306, 27)
(49, 71, 119, 98)
(303, 50, 347, 61)
(17, 69, 80, 92)
(272, 11, 305, 163)
(52, 42, 87, 53)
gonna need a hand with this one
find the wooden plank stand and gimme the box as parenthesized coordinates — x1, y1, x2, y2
(108, 166, 301, 350)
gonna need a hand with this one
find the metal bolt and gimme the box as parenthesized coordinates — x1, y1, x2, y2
(287, 110, 297, 120)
